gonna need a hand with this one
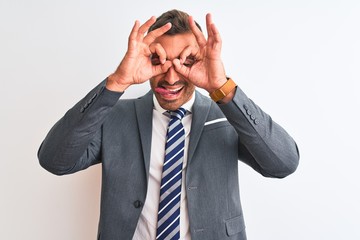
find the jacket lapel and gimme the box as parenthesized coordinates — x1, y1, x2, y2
(188, 91, 211, 164)
(135, 91, 154, 181)
(134, 90, 211, 178)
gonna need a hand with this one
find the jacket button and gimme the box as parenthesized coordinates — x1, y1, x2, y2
(133, 200, 143, 208)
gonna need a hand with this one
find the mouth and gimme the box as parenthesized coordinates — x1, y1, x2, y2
(154, 85, 184, 100)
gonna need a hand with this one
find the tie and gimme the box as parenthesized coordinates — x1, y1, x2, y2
(156, 107, 186, 240)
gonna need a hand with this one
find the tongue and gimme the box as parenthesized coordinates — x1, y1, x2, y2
(155, 87, 179, 94)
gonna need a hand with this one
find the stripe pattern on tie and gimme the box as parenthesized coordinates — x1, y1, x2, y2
(156, 107, 186, 240)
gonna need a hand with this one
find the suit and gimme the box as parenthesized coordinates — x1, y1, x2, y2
(38, 79, 299, 240)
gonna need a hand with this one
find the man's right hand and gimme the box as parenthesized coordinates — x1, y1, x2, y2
(106, 16, 173, 92)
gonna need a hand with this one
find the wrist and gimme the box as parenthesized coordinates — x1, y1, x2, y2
(209, 77, 237, 103)
(106, 73, 130, 92)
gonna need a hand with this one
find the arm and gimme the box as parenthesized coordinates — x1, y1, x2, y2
(38, 17, 173, 175)
(219, 87, 299, 178)
(38, 80, 122, 175)
(173, 13, 299, 177)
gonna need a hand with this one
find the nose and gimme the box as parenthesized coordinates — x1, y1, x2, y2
(165, 66, 179, 85)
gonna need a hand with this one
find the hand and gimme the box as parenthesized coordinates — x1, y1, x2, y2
(107, 17, 172, 92)
(173, 13, 227, 93)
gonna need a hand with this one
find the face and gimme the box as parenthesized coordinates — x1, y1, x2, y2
(150, 33, 198, 111)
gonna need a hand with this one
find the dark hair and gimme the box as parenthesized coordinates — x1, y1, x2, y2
(148, 9, 202, 35)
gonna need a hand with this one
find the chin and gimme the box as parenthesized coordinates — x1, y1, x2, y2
(159, 100, 182, 111)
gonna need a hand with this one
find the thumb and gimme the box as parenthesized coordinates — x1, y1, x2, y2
(173, 58, 189, 77)
(153, 61, 172, 76)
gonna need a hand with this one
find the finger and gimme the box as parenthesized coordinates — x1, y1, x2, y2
(149, 43, 167, 64)
(128, 20, 140, 42)
(153, 60, 172, 76)
(206, 13, 222, 50)
(206, 20, 222, 52)
(206, 13, 214, 38)
(137, 16, 157, 39)
(138, 16, 156, 34)
(179, 46, 192, 64)
(179, 45, 199, 64)
(189, 15, 207, 48)
(210, 22, 222, 48)
(143, 22, 172, 45)
(173, 58, 190, 77)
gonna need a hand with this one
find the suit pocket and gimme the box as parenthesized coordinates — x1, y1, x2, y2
(225, 215, 245, 236)
(203, 120, 231, 132)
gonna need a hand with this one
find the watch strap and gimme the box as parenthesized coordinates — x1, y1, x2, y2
(209, 78, 237, 102)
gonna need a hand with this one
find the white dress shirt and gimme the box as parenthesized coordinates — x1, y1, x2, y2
(132, 93, 195, 240)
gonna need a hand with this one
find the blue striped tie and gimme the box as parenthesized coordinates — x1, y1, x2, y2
(156, 107, 186, 240)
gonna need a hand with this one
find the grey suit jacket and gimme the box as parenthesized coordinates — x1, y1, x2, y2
(38, 79, 299, 240)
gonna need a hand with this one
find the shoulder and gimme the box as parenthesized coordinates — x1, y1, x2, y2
(113, 91, 152, 110)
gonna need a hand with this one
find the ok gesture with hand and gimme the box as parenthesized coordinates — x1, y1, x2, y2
(107, 16, 172, 92)
(173, 14, 228, 94)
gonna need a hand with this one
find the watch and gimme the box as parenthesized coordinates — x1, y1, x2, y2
(209, 78, 237, 102)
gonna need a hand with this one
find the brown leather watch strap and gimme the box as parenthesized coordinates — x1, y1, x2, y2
(209, 78, 237, 102)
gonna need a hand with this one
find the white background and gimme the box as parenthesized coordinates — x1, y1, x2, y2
(1, 0, 359, 239)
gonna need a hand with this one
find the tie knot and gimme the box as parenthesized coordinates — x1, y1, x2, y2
(169, 107, 186, 120)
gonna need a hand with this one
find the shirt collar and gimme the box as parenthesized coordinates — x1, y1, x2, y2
(153, 92, 195, 115)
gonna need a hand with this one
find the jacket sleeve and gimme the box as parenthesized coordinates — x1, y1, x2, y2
(37, 79, 123, 175)
(218, 87, 300, 178)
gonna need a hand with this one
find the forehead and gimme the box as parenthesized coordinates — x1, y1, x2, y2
(154, 33, 198, 57)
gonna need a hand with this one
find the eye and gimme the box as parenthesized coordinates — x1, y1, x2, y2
(183, 56, 196, 67)
(150, 54, 161, 66)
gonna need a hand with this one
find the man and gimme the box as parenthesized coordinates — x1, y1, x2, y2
(38, 9, 299, 240)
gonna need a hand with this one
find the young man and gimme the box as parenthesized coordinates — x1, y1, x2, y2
(38, 9, 299, 240)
